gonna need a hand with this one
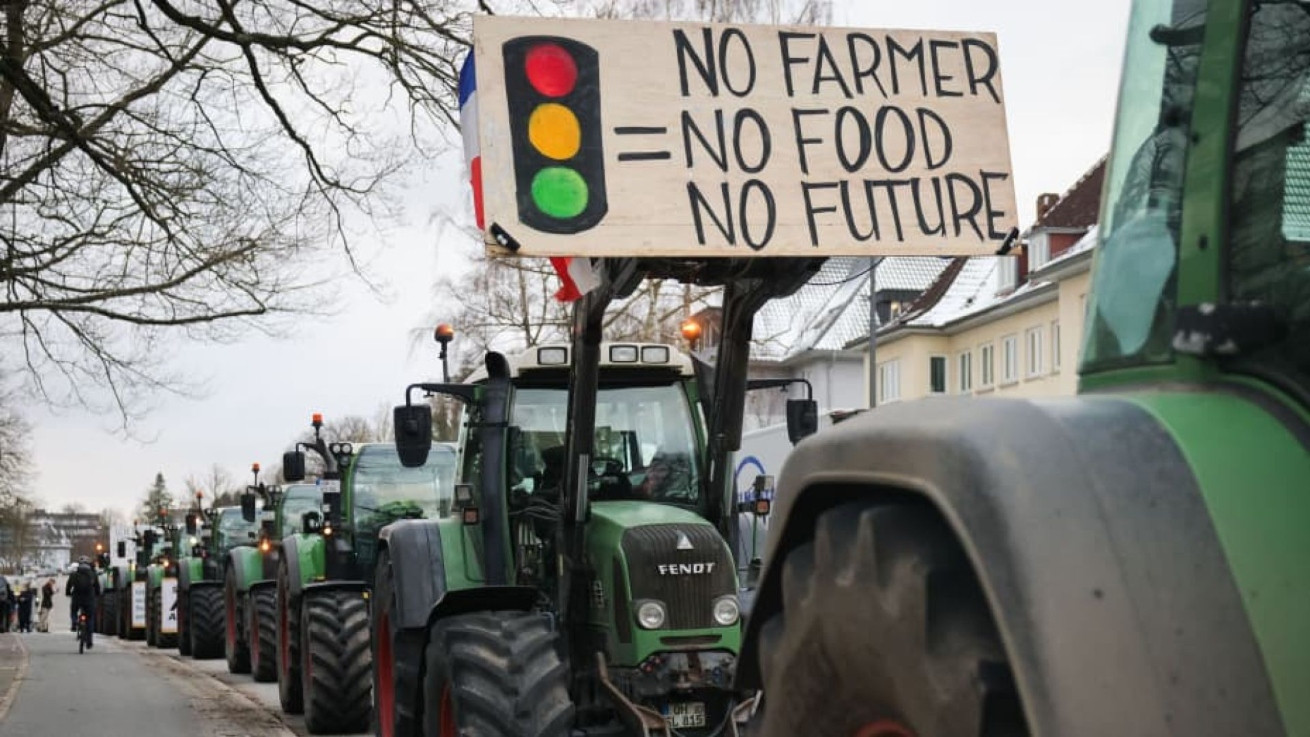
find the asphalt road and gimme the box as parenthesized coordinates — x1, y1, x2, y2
(0, 576, 362, 737)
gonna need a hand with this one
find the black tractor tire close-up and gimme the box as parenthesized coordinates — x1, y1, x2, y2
(420, 611, 574, 737)
(189, 586, 225, 659)
(755, 500, 1030, 737)
(372, 550, 425, 737)
(249, 588, 278, 682)
(277, 561, 304, 714)
(177, 590, 192, 656)
(225, 568, 251, 674)
(300, 589, 372, 734)
(146, 587, 159, 647)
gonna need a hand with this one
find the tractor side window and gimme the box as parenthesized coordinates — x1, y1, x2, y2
(1226, 3, 1310, 394)
(1082, 0, 1205, 372)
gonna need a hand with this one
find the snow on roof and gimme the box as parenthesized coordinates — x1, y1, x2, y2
(752, 257, 949, 361)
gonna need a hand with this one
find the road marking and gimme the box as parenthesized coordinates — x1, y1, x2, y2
(0, 635, 29, 724)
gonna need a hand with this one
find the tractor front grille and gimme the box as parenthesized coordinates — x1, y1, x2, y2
(621, 524, 735, 630)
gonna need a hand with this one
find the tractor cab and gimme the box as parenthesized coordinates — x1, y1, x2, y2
(344, 442, 458, 571)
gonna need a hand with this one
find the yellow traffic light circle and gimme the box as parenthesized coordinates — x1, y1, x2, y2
(528, 103, 581, 161)
(531, 167, 589, 219)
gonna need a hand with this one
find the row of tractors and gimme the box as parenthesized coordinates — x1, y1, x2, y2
(88, 329, 797, 737)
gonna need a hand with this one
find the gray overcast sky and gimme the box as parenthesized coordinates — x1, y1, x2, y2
(25, 0, 1132, 518)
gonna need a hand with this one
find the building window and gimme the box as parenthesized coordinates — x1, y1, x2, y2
(1001, 335, 1019, 384)
(929, 355, 947, 394)
(979, 344, 994, 387)
(1026, 327, 1044, 377)
(878, 360, 901, 403)
(998, 256, 1019, 292)
(957, 352, 973, 394)
(1028, 231, 1051, 270)
(1052, 321, 1062, 371)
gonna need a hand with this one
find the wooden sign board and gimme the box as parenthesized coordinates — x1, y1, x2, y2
(468, 15, 1018, 257)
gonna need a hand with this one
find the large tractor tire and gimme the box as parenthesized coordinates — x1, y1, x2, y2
(372, 550, 425, 737)
(754, 501, 1029, 737)
(249, 587, 278, 682)
(301, 589, 372, 734)
(101, 592, 117, 636)
(225, 568, 251, 674)
(277, 561, 304, 714)
(146, 587, 159, 647)
(421, 611, 573, 737)
(178, 590, 192, 656)
(189, 586, 225, 659)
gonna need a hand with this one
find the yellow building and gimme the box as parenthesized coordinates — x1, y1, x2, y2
(856, 160, 1104, 404)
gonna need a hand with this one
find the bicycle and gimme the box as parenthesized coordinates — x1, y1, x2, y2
(77, 609, 91, 654)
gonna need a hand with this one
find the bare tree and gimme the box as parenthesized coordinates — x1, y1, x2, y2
(185, 463, 241, 508)
(0, 0, 510, 418)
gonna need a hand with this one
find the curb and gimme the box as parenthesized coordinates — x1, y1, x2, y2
(0, 634, 29, 724)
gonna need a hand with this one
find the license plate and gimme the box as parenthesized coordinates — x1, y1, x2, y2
(663, 701, 706, 729)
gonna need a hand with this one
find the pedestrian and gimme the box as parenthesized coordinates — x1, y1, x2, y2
(0, 575, 10, 634)
(16, 585, 33, 633)
(38, 578, 55, 633)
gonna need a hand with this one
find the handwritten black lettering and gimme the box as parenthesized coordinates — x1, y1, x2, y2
(740, 180, 777, 249)
(928, 40, 963, 97)
(812, 35, 853, 98)
(674, 28, 718, 97)
(720, 29, 757, 97)
(681, 110, 728, 171)
(688, 181, 734, 245)
(945, 173, 984, 239)
(916, 108, 953, 169)
(834, 106, 871, 172)
(791, 108, 828, 175)
(846, 33, 887, 98)
(874, 106, 915, 173)
(778, 32, 816, 97)
(886, 36, 926, 97)
(732, 109, 772, 173)
(962, 38, 1001, 103)
(981, 171, 1010, 238)
(801, 182, 840, 246)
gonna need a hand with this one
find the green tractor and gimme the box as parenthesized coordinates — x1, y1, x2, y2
(274, 414, 456, 734)
(176, 503, 261, 666)
(144, 519, 181, 649)
(115, 527, 161, 641)
(94, 553, 116, 637)
(735, 1, 1310, 735)
(228, 479, 324, 682)
(376, 332, 813, 736)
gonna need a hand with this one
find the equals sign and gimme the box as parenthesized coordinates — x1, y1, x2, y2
(614, 126, 670, 161)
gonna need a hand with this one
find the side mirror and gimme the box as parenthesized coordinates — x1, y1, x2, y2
(302, 510, 323, 534)
(116, 541, 126, 558)
(283, 450, 307, 482)
(143, 530, 158, 548)
(184, 514, 198, 535)
(241, 492, 257, 523)
(786, 398, 819, 444)
(394, 404, 433, 468)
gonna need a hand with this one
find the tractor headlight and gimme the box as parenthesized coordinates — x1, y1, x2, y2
(635, 600, 667, 630)
(712, 595, 740, 626)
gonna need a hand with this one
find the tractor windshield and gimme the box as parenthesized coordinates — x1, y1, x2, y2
(351, 443, 457, 529)
(214, 508, 259, 552)
(279, 484, 322, 538)
(1082, 0, 1205, 370)
(509, 383, 701, 505)
(1225, 2, 1310, 395)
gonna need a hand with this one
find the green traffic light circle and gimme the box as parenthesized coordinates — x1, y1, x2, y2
(531, 167, 589, 219)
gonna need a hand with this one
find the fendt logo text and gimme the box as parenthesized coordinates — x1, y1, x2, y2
(657, 562, 716, 575)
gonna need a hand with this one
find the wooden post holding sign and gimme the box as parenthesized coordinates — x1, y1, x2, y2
(464, 16, 1018, 258)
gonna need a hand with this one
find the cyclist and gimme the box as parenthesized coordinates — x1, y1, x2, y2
(65, 556, 100, 648)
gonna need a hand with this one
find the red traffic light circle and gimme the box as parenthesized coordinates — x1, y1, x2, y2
(524, 43, 577, 98)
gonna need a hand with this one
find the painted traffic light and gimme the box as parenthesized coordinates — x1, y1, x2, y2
(503, 36, 608, 233)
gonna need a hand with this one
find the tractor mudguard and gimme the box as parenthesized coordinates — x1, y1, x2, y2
(227, 547, 264, 594)
(188, 579, 222, 592)
(279, 534, 324, 602)
(738, 395, 1281, 736)
(178, 558, 203, 592)
(424, 586, 538, 629)
(378, 519, 448, 630)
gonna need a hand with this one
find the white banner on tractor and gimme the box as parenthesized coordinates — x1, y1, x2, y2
(465, 15, 1018, 257)
(131, 582, 147, 629)
(161, 578, 179, 634)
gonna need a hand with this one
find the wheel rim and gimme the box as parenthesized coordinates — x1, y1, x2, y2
(439, 683, 456, 737)
(853, 720, 916, 737)
(377, 606, 394, 737)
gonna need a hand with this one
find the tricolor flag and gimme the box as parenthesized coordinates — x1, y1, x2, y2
(458, 52, 601, 303)
(458, 53, 485, 231)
